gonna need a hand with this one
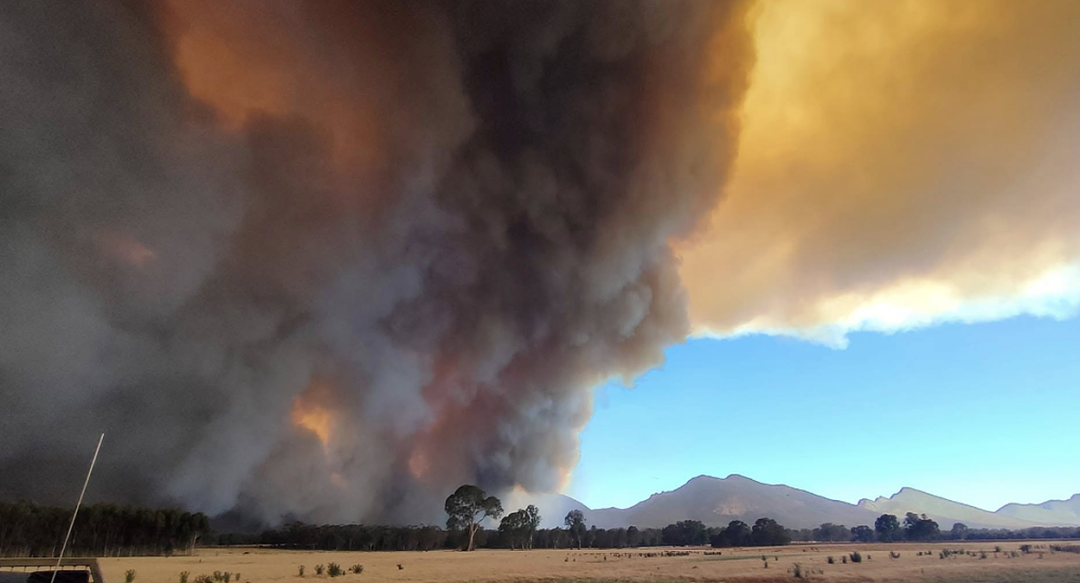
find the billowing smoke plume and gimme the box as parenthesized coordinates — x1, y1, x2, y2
(682, 0, 1080, 346)
(0, 1, 753, 524)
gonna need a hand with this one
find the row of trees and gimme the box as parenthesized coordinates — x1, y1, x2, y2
(10, 490, 1077, 557)
(0, 502, 210, 557)
(255, 521, 633, 551)
(709, 518, 792, 547)
(250, 517, 1080, 552)
(787, 514, 1080, 543)
(442, 485, 794, 551)
(255, 521, 791, 551)
(258, 523, 450, 551)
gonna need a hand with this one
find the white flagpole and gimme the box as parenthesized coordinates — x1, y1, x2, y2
(50, 433, 104, 583)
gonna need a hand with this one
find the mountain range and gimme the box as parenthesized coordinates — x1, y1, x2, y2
(525, 474, 1080, 530)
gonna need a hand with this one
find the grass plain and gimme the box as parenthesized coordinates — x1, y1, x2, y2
(98, 541, 1080, 583)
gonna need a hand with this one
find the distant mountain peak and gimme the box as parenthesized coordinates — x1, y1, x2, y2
(892, 486, 932, 497)
(686, 474, 719, 483)
(577, 474, 1080, 530)
(684, 473, 756, 483)
(994, 492, 1080, 526)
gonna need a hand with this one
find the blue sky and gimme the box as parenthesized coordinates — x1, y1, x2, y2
(567, 315, 1080, 513)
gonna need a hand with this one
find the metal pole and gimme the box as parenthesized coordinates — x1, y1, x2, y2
(51, 433, 104, 583)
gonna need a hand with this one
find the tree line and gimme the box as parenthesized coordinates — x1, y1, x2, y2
(241, 486, 794, 551)
(786, 513, 1080, 543)
(0, 501, 210, 557)
(251, 520, 792, 551)
(235, 516, 1080, 552)
(8, 490, 1077, 557)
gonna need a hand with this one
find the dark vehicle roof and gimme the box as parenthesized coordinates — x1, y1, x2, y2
(0, 571, 92, 583)
(0, 562, 102, 583)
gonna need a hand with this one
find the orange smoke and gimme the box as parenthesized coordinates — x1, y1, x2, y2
(290, 386, 335, 451)
(164, 0, 381, 175)
(330, 471, 348, 489)
(407, 449, 430, 480)
(679, 0, 1080, 344)
(95, 232, 156, 268)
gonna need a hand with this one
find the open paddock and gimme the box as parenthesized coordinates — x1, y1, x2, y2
(97, 541, 1080, 583)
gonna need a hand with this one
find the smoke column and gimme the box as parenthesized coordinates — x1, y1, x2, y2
(0, 1, 753, 524)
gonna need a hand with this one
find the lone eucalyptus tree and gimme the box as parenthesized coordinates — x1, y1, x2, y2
(445, 485, 503, 551)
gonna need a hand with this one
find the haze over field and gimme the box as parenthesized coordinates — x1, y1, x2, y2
(1, 0, 1078, 527)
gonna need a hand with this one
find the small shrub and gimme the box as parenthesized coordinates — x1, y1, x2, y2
(125, 570, 137, 583)
(327, 564, 343, 578)
(236, 575, 240, 582)
(841, 555, 847, 564)
(349, 565, 363, 575)
(849, 551, 862, 563)
(396, 564, 404, 571)
(792, 563, 804, 579)
(314, 565, 324, 576)
(298, 566, 305, 577)
(826, 556, 835, 564)
(1020, 544, 1032, 554)
(195, 576, 213, 583)
(994, 546, 1002, 553)
(980, 551, 988, 559)
(889, 551, 901, 559)
(180, 572, 190, 583)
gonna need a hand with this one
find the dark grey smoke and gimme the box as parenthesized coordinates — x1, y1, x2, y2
(0, 0, 752, 525)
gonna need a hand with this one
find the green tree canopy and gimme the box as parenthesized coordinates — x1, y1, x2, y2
(445, 485, 503, 551)
(711, 520, 751, 547)
(875, 514, 902, 542)
(904, 512, 940, 541)
(813, 523, 849, 542)
(498, 505, 541, 550)
(751, 517, 790, 546)
(564, 509, 586, 549)
(661, 520, 708, 546)
(850, 525, 875, 542)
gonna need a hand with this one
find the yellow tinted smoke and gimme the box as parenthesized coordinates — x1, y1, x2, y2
(681, 0, 1080, 345)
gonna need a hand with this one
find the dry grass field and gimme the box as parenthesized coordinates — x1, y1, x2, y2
(94, 541, 1080, 583)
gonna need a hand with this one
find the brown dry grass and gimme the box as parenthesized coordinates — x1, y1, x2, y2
(97, 541, 1080, 583)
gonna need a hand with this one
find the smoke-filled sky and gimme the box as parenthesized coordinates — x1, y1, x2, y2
(1, 0, 1078, 526)
(681, 0, 1080, 346)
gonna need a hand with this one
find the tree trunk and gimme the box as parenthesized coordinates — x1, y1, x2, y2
(467, 523, 477, 551)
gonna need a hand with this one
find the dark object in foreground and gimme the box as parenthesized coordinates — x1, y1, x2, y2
(29, 572, 90, 583)
(0, 559, 105, 583)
